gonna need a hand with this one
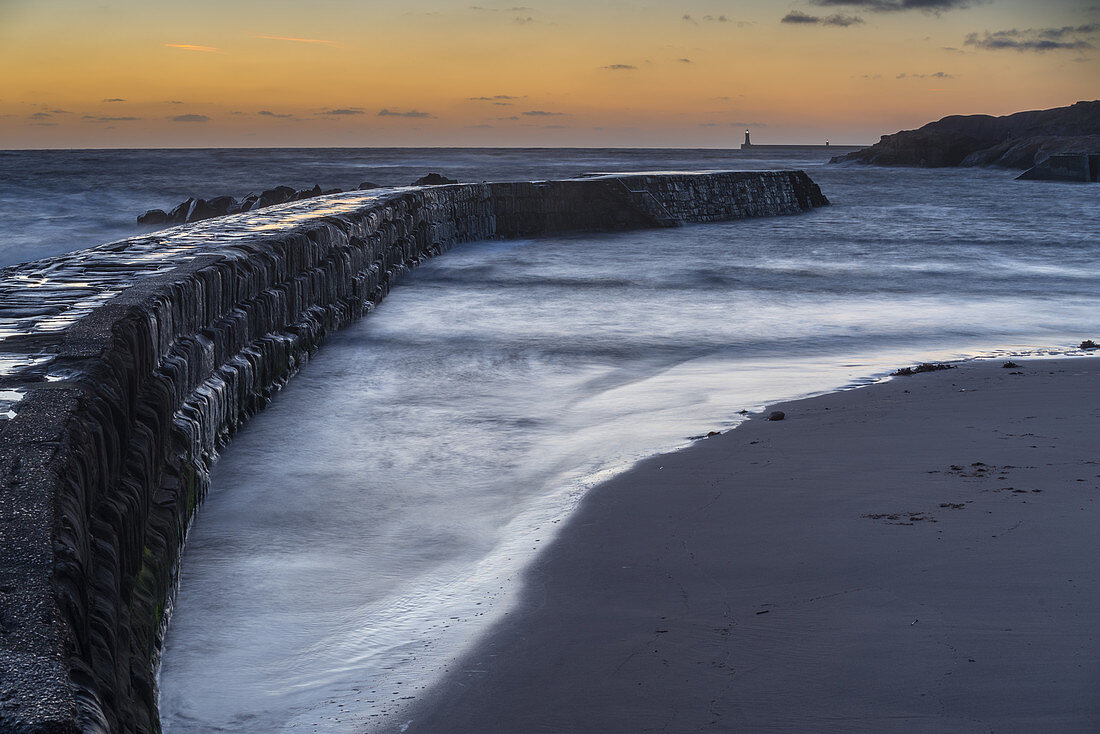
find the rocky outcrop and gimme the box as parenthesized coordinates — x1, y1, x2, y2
(1017, 153, 1099, 182)
(0, 170, 826, 733)
(138, 176, 459, 227)
(830, 100, 1100, 169)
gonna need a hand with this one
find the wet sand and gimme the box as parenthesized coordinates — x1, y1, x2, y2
(400, 356, 1100, 733)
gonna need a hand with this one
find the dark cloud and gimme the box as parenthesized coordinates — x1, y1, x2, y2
(965, 25, 1098, 51)
(542, 124, 567, 129)
(602, 64, 637, 70)
(103, 98, 126, 103)
(896, 71, 954, 78)
(172, 114, 210, 122)
(466, 123, 494, 128)
(258, 110, 294, 118)
(782, 11, 864, 25)
(49, 109, 71, 114)
(468, 95, 523, 101)
(678, 57, 693, 63)
(319, 108, 366, 115)
(27, 111, 52, 119)
(82, 115, 140, 122)
(522, 110, 563, 116)
(377, 108, 435, 118)
(810, 0, 975, 11)
(169, 100, 184, 104)
(684, 13, 749, 26)
(731, 121, 769, 128)
(496, 115, 521, 120)
(514, 16, 534, 24)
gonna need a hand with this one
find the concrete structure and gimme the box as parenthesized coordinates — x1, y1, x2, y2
(0, 171, 828, 733)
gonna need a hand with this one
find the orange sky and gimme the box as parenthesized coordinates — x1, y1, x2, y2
(1, 0, 1097, 148)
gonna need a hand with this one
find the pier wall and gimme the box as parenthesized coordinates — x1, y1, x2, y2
(0, 171, 826, 733)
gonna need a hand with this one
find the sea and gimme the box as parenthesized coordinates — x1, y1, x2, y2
(1, 148, 1097, 732)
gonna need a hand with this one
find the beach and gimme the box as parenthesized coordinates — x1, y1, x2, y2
(401, 355, 1100, 733)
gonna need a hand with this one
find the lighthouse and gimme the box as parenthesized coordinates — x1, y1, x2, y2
(744, 129, 751, 147)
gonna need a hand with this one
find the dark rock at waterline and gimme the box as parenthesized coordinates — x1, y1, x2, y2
(137, 183, 345, 225)
(137, 208, 169, 225)
(358, 181, 382, 190)
(1002, 361, 1020, 369)
(412, 173, 459, 186)
(1081, 340, 1098, 350)
(830, 100, 1100, 169)
(767, 411, 786, 421)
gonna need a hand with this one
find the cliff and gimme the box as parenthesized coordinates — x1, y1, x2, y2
(830, 100, 1100, 168)
(0, 171, 827, 733)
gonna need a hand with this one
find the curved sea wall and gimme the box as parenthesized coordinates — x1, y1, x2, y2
(0, 170, 827, 733)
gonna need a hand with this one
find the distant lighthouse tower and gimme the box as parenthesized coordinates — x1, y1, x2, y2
(743, 129, 751, 148)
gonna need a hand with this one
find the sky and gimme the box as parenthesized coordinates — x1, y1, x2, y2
(1, 0, 1097, 148)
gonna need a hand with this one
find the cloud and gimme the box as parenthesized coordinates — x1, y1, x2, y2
(163, 43, 221, 52)
(468, 95, 523, 101)
(964, 25, 1098, 51)
(49, 109, 72, 114)
(254, 34, 340, 46)
(896, 71, 954, 78)
(682, 13, 698, 24)
(171, 114, 210, 122)
(514, 16, 534, 24)
(678, 57, 693, 63)
(810, 0, 975, 11)
(684, 12, 750, 26)
(466, 123, 494, 128)
(258, 110, 294, 118)
(82, 115, 140, 122)
(378, 108, 435, 118)
(782, 11, 864, 25)
(168, 100, 184, 104)
(103, 98, 127, 102)
(602, 63, 637, 70)
(319, 108, 366, 115)
(27, 112, 52, 119)
(522, 109, 564, 116)
(542, 124, 567, 129)
(731, 121, 769, 128)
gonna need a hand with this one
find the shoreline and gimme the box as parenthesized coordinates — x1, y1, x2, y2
(397, 355, 1100, 733)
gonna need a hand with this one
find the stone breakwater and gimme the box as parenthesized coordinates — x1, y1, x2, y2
(0, 171, 827, 733)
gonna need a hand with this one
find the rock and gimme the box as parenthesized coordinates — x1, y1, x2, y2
(831, 100, 1100, 169)
(412, 173, 459, 186)
(207, 195, 237, 215)
(322, 188, 342, 195)
(1081, 340, 1098, 350)
(358, 181, 382, 190)
(137, 208, 169, 225)
(1002, 361, 1020, 368)
(767, 411, 785, 421)
(167, 198, 195, 223)
(255, 186, 297, 209)
(1017, 153, 1099, 182)
(185, 198, 223, 222)
(293, 184, 323, 201)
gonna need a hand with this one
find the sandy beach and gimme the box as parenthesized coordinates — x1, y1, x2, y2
(402, 356, 1100, 733)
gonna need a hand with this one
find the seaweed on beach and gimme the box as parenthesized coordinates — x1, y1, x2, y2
(891, 363, 956, 376)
